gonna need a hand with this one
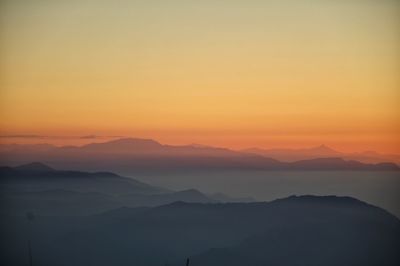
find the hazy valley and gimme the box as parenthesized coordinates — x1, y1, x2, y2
(1, 139, 399, 265)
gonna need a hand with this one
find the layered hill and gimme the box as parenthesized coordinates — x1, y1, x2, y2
(1, 195, 399, 266)
(243, 144, 400, 164)
(0, 138, 398, 173)
(0, 163, 224, 215)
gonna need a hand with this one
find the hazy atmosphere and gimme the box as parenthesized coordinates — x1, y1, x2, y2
(1, 1, 399, 266)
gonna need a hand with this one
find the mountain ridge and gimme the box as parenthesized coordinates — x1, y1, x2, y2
(0, 163, 250, 216)
(0, 138, 398, 172)
(242, 144, 400, 164)
(10, 194, 396, 266)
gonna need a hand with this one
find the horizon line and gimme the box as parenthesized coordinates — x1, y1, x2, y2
(0, 134, 398, 156)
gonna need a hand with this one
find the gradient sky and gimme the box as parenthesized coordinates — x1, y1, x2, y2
(1, 0, 399, 152)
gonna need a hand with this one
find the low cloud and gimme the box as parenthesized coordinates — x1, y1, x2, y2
(0, 134, 47, 139)
(1, 134, 125, 140)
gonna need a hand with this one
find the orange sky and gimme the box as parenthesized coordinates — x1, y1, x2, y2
(0, 0, 399, 153)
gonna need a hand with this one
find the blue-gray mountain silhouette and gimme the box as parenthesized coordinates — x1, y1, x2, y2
(0, 163, 226, 215)
(1, 195, 398, 266)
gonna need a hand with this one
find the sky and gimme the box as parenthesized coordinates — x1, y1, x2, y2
(0, 0, 399, 153)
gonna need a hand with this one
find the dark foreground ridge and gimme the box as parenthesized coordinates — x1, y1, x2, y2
(1, 194, 399, 266)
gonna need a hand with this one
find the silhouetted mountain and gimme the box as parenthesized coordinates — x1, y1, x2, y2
(0, 163, 121, 179)
(243, 144, 340, 159)
(118, 189, 217, 209)
(289, 157, 400, 170)
(0, 187, 219, 216)
(0, 164, 230, 215)
(159, 189, 216, 203)
(79, 138, 163, 153)
(14, 162, 55, 172)
(0, 188, 217, 215)
(0, 163, 166, 197)
(0, 138, 398, 173)
(243, 144, 400, 165)
(209, 192, 255, 203)
(188, 197, 400, 266)
(1, 195, 398, 266)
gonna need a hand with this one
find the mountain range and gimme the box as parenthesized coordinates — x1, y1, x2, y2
(1, 162, 399, 265)
(0, 163, 248, 215)
(0, 138, 398, 173)
(242, 144, 400, 164)
(1, 195, 399, 266)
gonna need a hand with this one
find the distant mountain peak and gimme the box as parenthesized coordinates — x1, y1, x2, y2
(317, 144, 329, 149)
(101, 138, 162, 147)
(109, 137, 160, 144)
(310, 144, 338, 153)
(15, 162, 55, 172)
(175, 188, 203, 195)
(81, 137, 163, 152)
(188, 143, 213, 148)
